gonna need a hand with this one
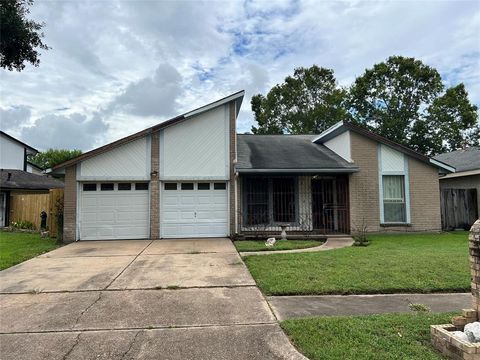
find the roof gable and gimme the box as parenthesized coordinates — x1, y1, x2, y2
(313, 121, 455, 173)
(0, 131, 38, 154)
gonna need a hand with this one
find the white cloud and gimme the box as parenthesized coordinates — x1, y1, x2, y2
(0, 0, 478, 148)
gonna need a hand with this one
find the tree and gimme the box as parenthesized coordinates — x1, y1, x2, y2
(0, 0, 49, 71)
(29, 149, 82, 169)
(251, 66, 349, 134)
(349, 56, 479, 155)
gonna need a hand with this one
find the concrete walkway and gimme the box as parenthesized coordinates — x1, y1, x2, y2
(0, 239, 307, 360)
(267, 293, 471, 320)
(240, 237, 354, 256)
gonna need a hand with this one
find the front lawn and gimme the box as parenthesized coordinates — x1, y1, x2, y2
(244, 232, 469, 295)
(281, 312, 456, 360)
(234, 239, 323, 252)
(0, 231, 60, 270)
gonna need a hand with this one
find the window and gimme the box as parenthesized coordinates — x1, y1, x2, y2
(101, 183, 114, 191)
(243, 177, 297, 225)
(198, 183, 210, 190)
(135, 183, 149, 191)
(83, 183, 96, 191)
(118, 183, 131, 191)
(181, 183, 194, 190)
(213, 182, 226, 190)
(382, 175, 406, 223)
(272, 178, 296, 222)
(164, 183, 177, 190)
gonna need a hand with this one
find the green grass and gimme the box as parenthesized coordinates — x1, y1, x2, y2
(281, 312, 456, 360)
(234, 239, 323, 252)
(244, 232, 469, 295)
(0, 231, 60, 270)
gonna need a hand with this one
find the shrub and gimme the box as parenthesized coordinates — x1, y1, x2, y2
(11, 220, 36, 230)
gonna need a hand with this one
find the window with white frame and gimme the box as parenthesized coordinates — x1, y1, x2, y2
(382, 175, 406, 223)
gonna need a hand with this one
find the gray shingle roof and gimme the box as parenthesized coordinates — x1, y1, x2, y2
(433, 147, 480, 173)
(0, 169, 64, 190)
(236, 134, 357, 173)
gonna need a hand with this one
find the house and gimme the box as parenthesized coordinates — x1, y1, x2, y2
(0, 131, 64, 227)
(51, 91, 454, 242)
(434, 147, 480, 230)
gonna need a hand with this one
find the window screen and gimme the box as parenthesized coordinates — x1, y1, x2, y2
(101, 183, 114, 191)
(383, 175, 406, 223)
(83, 183, 96, 191)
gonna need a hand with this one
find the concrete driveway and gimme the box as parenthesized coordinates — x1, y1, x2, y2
(0, 239, 306, 360)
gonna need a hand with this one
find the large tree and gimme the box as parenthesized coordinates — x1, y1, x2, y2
(29, 149, 82, 170)
(251, 66, 349, 134)
(349, 56, 479, 155)
(0, 0, 49, 71)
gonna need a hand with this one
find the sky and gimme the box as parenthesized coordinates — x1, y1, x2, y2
(0, 0, 479, 151)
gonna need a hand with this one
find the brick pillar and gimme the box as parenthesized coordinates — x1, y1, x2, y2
(63, 165, 77, 243)
(229, 101, 237, 237)
(150, 131, 160, 239)
(470, 219, 480, 317)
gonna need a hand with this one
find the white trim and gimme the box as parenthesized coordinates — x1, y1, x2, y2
(184, 91, 245, 118)
(236, 168, 358, 174)
(440, 169, 480, 179)
(429, 158, 455, 173)
(378, 145, 384, 224)
(311, 121, 344, 143)
(404, 156, 411, 224)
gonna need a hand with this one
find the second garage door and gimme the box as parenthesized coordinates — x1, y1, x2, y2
(160, 182, 228, 238)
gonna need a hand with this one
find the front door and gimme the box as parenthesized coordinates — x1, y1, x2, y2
(312, 177, 349, 234)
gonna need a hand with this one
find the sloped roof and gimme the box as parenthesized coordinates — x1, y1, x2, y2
(52, 91, 244, 171)
(236, 134, 358, 173)
(434, 147, 480, 173)
(0, 169, 64, 190)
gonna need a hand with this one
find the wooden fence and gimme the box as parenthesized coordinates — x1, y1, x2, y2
(440, 188, 478, 230)
(9, 189, 64, 236)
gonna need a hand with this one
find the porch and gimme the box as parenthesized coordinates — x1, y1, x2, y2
(238, 175, 350, 236)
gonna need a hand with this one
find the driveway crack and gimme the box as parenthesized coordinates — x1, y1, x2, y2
(72, 291, 103, 328)
(120, 330, 142, 359)
(62, 332, 81, 360)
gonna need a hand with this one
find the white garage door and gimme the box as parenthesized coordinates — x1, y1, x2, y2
(161, 182, 228, 238)
(79, 182, 149, 240)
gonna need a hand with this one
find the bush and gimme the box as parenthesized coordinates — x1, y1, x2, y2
(11, 220, 36, 230)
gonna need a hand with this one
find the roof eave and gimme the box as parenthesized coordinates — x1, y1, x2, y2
(236, 168, 359, 174)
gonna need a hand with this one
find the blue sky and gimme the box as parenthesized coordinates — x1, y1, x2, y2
(0, 0, 479, 151)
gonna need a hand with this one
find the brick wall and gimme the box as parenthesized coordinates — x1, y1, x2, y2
(150, 132, 160, 239)
(63, 165, 77, 243)
(229, 102, 237, 236)
(349, 131, 380, 232)
(349, 131, 442, 233)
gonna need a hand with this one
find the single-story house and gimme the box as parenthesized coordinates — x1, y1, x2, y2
(51, 91, 454, 242)
(434, 147, 479, 230)
(0, 131, 64, 227)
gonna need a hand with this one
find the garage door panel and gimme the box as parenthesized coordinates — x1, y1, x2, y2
(80, 184, 149, 240)
(160, 182, 228, 238)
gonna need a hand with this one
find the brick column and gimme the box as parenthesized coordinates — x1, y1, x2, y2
(63, 165, 77, 243)
(229, 101, 237, 237)
(150, 131, 160, 239)
(470, 219, 480, 316)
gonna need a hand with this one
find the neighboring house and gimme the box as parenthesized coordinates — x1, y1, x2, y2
(0, 131, 64, 227)
(434, 147, 480, 230)
(51, 91, 454, 242)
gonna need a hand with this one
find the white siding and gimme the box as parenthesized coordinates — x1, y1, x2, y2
(324, 131, 351, 162)
(380, 144, 405, 172)
(160, 105, 229, 180)
(79, 136, 150, 180)
(0, 134, 25, 170)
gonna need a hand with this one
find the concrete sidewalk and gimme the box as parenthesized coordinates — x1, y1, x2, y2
(268, 293, 471, 320)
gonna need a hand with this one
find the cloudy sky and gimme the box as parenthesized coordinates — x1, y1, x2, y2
(0, 0, 479, 151)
